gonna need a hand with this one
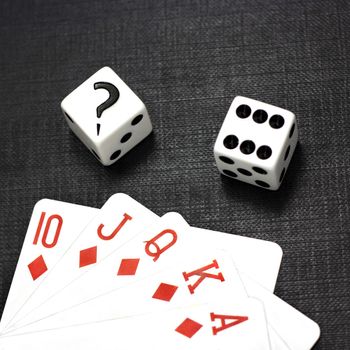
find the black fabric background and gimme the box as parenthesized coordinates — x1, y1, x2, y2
(0, 0, 349, 348)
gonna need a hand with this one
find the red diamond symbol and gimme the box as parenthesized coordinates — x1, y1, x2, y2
(79, 246, 97, 268)
(152, 283, 178, 302)
(175, 318, 203, 338)
(28, 255, 48, 281)
(117, 258, 140, 276)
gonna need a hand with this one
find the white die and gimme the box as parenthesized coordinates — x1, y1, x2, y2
(214, 96, 298, 190)
(61, 67, 152, 166)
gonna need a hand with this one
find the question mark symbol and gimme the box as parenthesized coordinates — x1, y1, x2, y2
(94, 82, 120, 136)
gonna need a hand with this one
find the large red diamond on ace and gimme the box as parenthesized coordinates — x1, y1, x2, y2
(79, 246, 97, 268)
(175, 318, 203, 338)
(152, 283, 178, 302)
(117, 258, 140, 276)
(28, 255, 48, 281)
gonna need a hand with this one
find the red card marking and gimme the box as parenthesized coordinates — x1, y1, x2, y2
(152, 283, 178, 302)
(28, 255, 48, 281)
(79, 246, 97, 268)
(183, 259, 224, 294)
(117, 258, 140, 276)
(175, 318, 203, 338)
(211, 312, 249, 335)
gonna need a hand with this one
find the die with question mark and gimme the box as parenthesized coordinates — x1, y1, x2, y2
(61, 67, 153, 166)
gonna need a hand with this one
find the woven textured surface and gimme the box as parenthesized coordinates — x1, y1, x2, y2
(0, 0, 349, 348)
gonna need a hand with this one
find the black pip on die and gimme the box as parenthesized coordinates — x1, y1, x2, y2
(61, 67, 152, 166)
(214, 96, 298, 190)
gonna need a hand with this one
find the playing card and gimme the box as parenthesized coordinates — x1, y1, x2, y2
(176, 299, 271, 350)
(190, 226, 282, 292)
(0, 298, 271, 350)
(0, 249, 251, 331)
(0, 199, 99, 333)
(3, 242, 315, 350)
(241, 272, 321, 350)
(268, 328, 290, 350)
(3, 211, 282, 334)
(14, 237, 317, 350)
(2, 193, 158, 332)
(1, 212, 195, 332)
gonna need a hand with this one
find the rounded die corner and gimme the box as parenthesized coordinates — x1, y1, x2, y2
(60, 99, 67, 110)
(232, 95, 250, 104)
(213, 137, 224, 152)
(96, 66, 117, 76)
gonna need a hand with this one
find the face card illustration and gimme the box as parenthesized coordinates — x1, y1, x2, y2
(0, 199, 99, 333)
(0, 299, 270, 350)
(3, 193, 158, 332)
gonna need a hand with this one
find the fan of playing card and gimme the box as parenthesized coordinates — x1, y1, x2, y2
(0, 194, 320, 349)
